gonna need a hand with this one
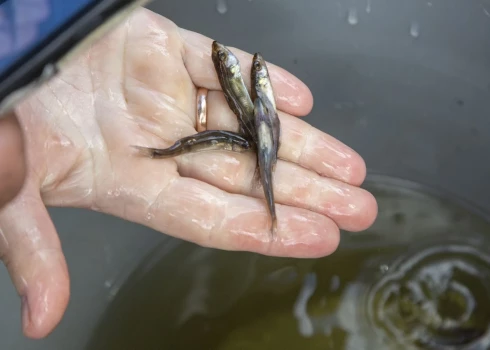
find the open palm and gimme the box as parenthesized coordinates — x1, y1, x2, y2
(0, 8, 377, 339)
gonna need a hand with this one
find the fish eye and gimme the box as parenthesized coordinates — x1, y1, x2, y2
(218, 51, 226, 61)
(254, 61, 262, 70)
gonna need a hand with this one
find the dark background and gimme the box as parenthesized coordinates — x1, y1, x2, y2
(2, 0, 490, 348)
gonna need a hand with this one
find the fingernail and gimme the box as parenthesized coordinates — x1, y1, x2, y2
(21, 295, 31, 330)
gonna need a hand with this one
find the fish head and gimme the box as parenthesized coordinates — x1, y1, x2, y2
(252, 53, 269, 80)
(212, 41, 239, 70)
(237, 138, 251, 149)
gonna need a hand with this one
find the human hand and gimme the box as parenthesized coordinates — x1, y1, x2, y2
(0, 7, 377, 339)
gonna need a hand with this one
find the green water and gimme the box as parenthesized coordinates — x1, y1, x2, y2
(88, 175, 490, 350)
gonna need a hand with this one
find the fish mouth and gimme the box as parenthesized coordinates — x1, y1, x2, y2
(252, 52, 267, 75)
(212, 41, 228, 57)
(253, 52, 264, 62)
(212, 40, 225, 50)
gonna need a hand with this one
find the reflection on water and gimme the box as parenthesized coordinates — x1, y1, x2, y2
(365, 243, 490, 349)
(88, 175, 490, 350)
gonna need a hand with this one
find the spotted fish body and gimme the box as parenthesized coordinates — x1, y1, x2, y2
(132, 130, 252, 158)
(211, 41, 256, 143)
(251, 52, 280, 168)
(254, 96, 277, 237)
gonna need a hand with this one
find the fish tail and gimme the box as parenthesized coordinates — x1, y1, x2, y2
(262, 168, 277, 240)
(131, 145, 159, 158)
(131, 145, 180, 159)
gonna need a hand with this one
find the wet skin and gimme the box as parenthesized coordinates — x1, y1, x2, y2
(133, 41, 283, 239)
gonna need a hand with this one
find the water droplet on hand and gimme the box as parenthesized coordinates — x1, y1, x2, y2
(216, 0, 228, 14)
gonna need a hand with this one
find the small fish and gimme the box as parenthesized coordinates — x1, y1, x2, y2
(254, 96, 277, 237)
(251, 52, 280, 168)
(211, 41, 256, 143)
(251, 53, 276, 112)
(131, 130, 252, 158)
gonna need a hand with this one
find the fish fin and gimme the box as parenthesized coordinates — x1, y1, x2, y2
(271, 160, 278, 173)
(250, 160, 262, 191)
(131, 145, 160, 158)
(270, 210, 278, 241)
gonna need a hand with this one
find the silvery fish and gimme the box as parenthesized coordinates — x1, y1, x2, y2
(132, 130, 252, 158)
(254, 96, 278, 237)
(251, 52, 280, 167)
(211, 41, 256, 143)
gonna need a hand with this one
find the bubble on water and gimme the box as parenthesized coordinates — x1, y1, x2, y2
(364, 242, 490, 348)
(366, 0, 371, 13)
(347, 7, 358, 25)
(293, 273, 317, 337)
(379, 264, 389, 274)
(216, 0, 228, 14)
(410, 21, 420, 38)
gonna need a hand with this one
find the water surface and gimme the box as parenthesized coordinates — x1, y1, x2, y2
(88, 175, 490, 350)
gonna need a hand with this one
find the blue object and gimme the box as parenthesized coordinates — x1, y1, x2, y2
(0, 0, 97, 75)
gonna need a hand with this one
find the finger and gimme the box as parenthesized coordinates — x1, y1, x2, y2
(0, 181, 69, 339)
(176, 152, 377, 232)
(104, 165, 339, 258)
(178, 27, 314, 117)
(0, 111, 26, 209)
(206, 91, 366, 186)
(119, 8, 196, 118)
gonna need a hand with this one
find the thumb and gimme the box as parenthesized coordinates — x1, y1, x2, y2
(0, 180, 70, 339)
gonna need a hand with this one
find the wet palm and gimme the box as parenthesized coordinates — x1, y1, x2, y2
(0, 8, 377, 340)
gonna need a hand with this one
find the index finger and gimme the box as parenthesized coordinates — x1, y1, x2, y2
(178, 28, 314, 117)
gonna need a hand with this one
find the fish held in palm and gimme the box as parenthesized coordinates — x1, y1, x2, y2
(251, 52, 281, 237)
(131, 130, 253, 158)
(251, 52, 280, 167)
(254, 96, 278, 237)
(211, 41, 256, 143)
